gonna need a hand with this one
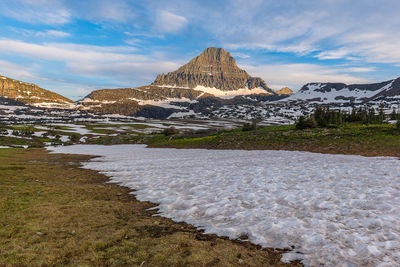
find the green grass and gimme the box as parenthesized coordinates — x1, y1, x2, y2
(148, 123, 400, 157)
(0, 148, 299, 266)
(90, 128, 117, 134)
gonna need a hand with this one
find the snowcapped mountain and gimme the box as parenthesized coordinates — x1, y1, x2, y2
(78, 47, 276, 117)
(1, 47, 400, 120)
(285, 77, 400, 104)
(152, 47, 275, 95)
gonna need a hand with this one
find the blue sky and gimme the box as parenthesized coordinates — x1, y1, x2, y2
(0, 0, 399, 100)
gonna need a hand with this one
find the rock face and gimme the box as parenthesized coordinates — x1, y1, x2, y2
(276, 87, 294, 95)
(286, 77, 400, 103)
(80, 47, 276, 117)
(153, 47, 274, 93)
(0, 75, 72, 106)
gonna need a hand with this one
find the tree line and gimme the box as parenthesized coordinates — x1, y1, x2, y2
(296, 105, 400, 129)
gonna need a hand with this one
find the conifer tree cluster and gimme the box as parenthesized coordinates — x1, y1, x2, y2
(390, 108, 400, 120)
(296, 104, 393, 130)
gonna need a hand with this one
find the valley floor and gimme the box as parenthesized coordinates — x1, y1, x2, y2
(1, 121, 400, 266)
(0, 147, 300, 266)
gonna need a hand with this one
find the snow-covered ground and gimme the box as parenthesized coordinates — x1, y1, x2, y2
(193, 85, 271, 99)
(48, 144, 400, 266)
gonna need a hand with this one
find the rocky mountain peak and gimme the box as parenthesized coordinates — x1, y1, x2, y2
(276, 87, 294, 95)
(152, 47, 275, 94)
(188, 47, 237, 66)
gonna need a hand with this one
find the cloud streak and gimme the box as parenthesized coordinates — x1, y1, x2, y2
(0, 39, 180, 87)
(241, 63, 371, 91)
(154, 11, 188, 34)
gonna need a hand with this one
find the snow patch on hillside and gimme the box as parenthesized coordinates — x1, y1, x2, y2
(193, 85, 271, 99)
(285, 80, 396, 103)
(49, 145, 400, 266)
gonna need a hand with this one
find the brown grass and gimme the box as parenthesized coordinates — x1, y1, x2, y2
(0, 148, 301, 266)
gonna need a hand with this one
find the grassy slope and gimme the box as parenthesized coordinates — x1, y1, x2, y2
(0, 148, 300, 266)
(148, 124, 400, 157)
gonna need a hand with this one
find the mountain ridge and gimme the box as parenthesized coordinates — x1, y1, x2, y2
(1, 47, 400, 119)
(286, 77, 400, 103)
(152, 47, 275, 94)
(0, 74, 72, 107)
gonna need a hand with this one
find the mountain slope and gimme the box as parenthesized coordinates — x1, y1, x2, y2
(285, 77, 400, 103)
(80, 47, 276, 116)
(153, 47, 274, 94)
(0, 75, 72, 107)
(276, 87, 294, 95)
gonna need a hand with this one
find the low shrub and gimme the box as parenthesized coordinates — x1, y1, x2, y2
(295, 116, 317, 130)
(242, 120, 258, 131)
(163, 126, 179, 136)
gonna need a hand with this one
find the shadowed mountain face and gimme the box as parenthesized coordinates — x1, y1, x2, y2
(152, 47, 274, 93)
(0, 75, 72, 106)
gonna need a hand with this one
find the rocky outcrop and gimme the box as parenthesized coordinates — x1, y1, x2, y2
(276, 87, 294, 95)
(153, 47, 275, 94)
(0, 75, 72, 105)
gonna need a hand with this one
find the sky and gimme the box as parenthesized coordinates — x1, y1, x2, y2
(0, 0, 399, 100)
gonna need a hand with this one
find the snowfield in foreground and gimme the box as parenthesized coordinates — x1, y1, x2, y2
(49, 145, 400, 266)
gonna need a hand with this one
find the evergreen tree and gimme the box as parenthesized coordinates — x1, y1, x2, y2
(390, 108, 397, 120)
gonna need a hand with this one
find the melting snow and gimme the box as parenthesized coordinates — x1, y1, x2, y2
(194, 85, 270, 99)
(48, 144, 400, 266)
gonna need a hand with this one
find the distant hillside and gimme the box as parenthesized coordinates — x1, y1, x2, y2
(286, 78, 400, 103)
(0, 75, 72, 107)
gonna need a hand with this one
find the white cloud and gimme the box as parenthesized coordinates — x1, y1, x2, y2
(0, 59, 40, 81)
(124, 32, 165, 39)
(69, 0, 135, 23)
(315, 49, 351, 60)
(2, 0, 71, 24)
(0, 39, 180, 87)
(241, 63, 371, 92)
(345, 67, 376, 73)
(231, 52, 250, 59)
(156, 0, 400, 64)
(36, 30, 71, 38)
(339, 32, 400, 64)
(154, 11, 188, 34)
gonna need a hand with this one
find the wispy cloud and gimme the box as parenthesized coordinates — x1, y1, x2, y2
(315, 49, 351, 60)
(345, 67, 376, 73)
(231, 53, 250, 59)
(36, 30, 71, 38)
(154, 11, 188, 34)
(124, 32, 165, 39)
(241, 63, 371, 91)
(68, 0, 136, 23)
(162, 0, 400, 64)
(0, 39, 180, 85)
(1, 0, 71, 25)
(0, 59, 40, 80)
